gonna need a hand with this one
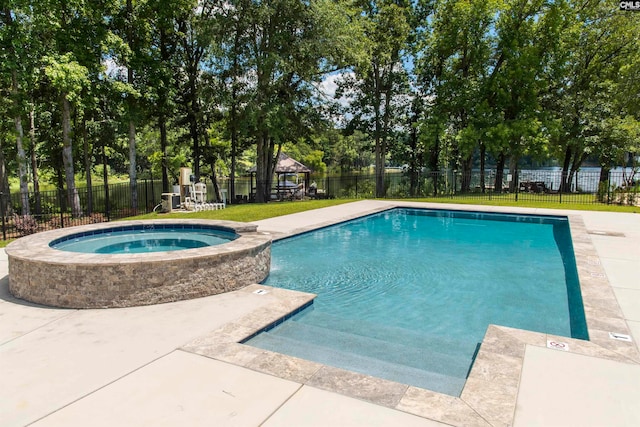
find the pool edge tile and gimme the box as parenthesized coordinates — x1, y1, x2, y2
(306, 365, 409, 408)
(397, 387, 492, 427)
(244, 351, 324, 384)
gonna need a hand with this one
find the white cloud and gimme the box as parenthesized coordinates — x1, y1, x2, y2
(316, 71, 354, 108)
(103, 57, 127, 80)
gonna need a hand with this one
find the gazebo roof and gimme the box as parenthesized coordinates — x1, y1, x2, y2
(249, 153, 311, 173)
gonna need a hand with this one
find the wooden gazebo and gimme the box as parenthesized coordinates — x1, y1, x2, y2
(249, 153, 312, 201)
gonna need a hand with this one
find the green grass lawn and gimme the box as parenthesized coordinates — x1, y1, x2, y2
(125, 199, 355, 222)
(399, 196, 640, 213)
(126, 195, 638, 224)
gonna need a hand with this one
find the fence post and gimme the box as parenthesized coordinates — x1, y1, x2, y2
(0, 192, 6, 240)
(607, 171, 611, 205)
(326, 176, 329, 198)
(58, 190, 65, 228)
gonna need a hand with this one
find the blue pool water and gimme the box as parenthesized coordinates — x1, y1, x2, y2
(50, 224, 237, 254)
(246, 208, 587, 396)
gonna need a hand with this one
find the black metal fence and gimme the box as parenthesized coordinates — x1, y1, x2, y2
(2, 169, 638, 240)
(313, 169, 638, 205)
(1, 180, 163, 240)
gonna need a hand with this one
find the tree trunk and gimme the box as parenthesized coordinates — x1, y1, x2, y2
(408, 116, 418, 196)
(255, 131, 270, 203)
(11, 72, 30, 215)
(102, 135, 110, 218)
(508, 155, 518, 193)
(598, 164, 610, 202)
(159, 114, 170, 192)
(266, 138, 277, 200)
(128, 119, 137, 210)
(494, 152, 505, 193)
(208, 158, 222, 203)
(188, 69, 200, 180)
(373, 63, 385, 198)
(5, 7, 29, 215)
(460, 155, 473, 193)
(229, 23, 241, 204)
(428, 133, 440, 196)
(598, 166, 610, 185)
(61, 94, 82, 217)
(230, 102, 237, 203)
(561, 145, 572, 192)
(479, 141, 486, 193)
(126, 0, 138, 210)
(55, 151, 66, 214)
(379, 65, 394, 198)
(159, 25, 171, 193)
(14, 112, 29, 216)
(29, 108, 41, 214)
(374, 128, 384, 198)
(0, 138, 12, 215)
(82, 117, 93, 214)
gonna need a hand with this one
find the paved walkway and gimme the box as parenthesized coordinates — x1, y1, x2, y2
(1, 201, 638, 426)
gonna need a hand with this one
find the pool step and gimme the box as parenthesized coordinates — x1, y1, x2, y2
(292, 309, 476, 356)
(264, 320, 472, 379)
(248, 331, 467, 396)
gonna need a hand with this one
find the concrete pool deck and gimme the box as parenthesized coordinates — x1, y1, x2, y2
(1, 200, 639, 426)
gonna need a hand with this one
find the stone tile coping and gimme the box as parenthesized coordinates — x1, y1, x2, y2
(5, 219, 265, 264)
(181, 205, 639, 427)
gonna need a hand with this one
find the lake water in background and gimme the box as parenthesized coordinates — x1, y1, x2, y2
(217, 166, 637, 196)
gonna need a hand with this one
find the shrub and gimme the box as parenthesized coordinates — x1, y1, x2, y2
(87, 213, 108, 224)
(13, 214, 39, 236)
(48, 213, 109, 229)
(47, 215, 69, 229)
(596, 182, 609, 203)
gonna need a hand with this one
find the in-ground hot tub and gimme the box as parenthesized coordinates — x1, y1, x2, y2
(6, 219, 271, 308)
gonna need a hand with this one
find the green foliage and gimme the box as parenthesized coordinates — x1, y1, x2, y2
(302, 150, 326, 175)
(42, 54, 90, 103)
(2, 0, 640, 204)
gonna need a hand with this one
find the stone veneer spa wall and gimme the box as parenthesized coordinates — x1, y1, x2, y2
(6, 219, 271, 308)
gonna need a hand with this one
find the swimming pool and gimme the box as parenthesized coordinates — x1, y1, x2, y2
(246, 208, 587, 396)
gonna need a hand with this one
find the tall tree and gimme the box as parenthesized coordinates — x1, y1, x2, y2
(545, 0, 639, 191)
(1, 3, 31, 214)
(136, 0, 183, 192)
(125, 0, 139, 210)
(176, 0, 218, 181)
(484, 0, 552, 192)
(42, 55, 89, 216)
(419, 0, 497, 192)
(232, 0, 364, 202)
(339, 0, 411, 197)
(213, 0, 254, 203)
(31, 0, 114, 216)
